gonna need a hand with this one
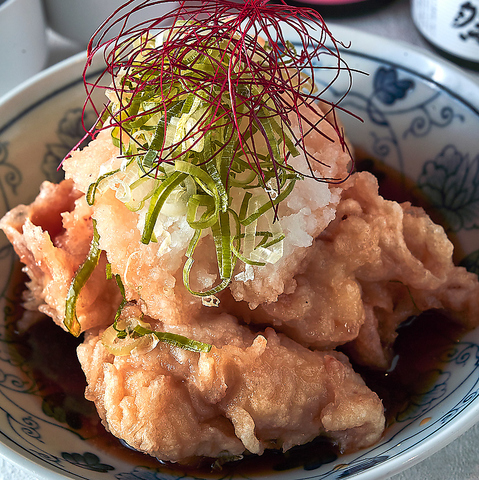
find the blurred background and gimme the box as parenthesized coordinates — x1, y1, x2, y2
(1, 0, 478, 97)
(0, 1, 478, 479)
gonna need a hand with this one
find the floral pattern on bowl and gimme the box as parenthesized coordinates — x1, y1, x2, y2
(0, 23, 479, 480)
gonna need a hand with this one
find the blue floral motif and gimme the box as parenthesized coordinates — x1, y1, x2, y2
(403, 104, 463, 139)
(417, 145, 479, 231)
(34, 450, 62, 465)
(304, 49, 466, 179)
(0, 309, 38, 392)
(395, 373, 450, 422)
(0, 369, 33, 392)
(0, 291, 38, 393)
(373, 67, 414, 106)
(460, 249, 479, 276)
(394, 342, 479, 423)
(0, 141, 22, 203)
(440, 389, 479, 425)
(336, 456, 389, 478)
(361, 67, 414, 129)
(62, 451, 115, 473)
(440, 342, 479, 367)
(43, 108, 96, 183)
(115, 466, 186, 480)
(12, 416, 42, 442)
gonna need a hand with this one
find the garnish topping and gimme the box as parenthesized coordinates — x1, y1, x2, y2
(64, 220, 101, 337)
(79, 0, 354, 299)
(101, 313, 212, 356)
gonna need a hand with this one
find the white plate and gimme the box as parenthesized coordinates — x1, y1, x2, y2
(0, 24, 479, 480)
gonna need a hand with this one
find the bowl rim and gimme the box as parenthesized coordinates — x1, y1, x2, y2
(0, 23, 479, 480)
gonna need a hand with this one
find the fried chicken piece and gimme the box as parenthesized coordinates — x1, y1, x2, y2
(61, 115, 352, 319)
(60, 130, 200, 322)
(228, 103, 352, 308)
(0, 179, 120, 332)
(78, 306, 385, 464)
(236, 172, 479, 368)
(335, 173, 479, 368)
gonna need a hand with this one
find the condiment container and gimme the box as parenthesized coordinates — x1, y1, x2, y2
(0, 0, 47, 97)
(411, 0, 479, 68)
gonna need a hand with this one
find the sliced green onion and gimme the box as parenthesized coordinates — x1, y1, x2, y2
(186, 194, 218, 229)
(102, 316, 158, 356)
(212, 210, 233, 280)
(133, 325, 211, 353)
(141, 171, 187, 244)
(87, 169, 121, 206)
(182, 212, 235, 297)
(88, 28, 314, 299)
(206, 160, 228, 212)
(64, 220, 101, 336)
(102, 315, 212, 355)
(241, 177, 299, 227)
(106, 262, 113, 279)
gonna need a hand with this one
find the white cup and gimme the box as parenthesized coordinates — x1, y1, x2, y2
(43, 0, 178, 47)
(0, 0, 47, 97)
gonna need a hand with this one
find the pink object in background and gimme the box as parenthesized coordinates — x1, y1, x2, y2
(305, 0, 368, 3)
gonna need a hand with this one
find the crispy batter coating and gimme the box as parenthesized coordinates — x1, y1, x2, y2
(0, 180, 120, 332)
(3, 99, 479, 466)
(78, 306, 385, 463)
(238, 172, 479, 368)
(228, 104, 352, 308)
(63, 131, 221, 322)
(342, 173, 479, 368)
(61, 119, 352, 322)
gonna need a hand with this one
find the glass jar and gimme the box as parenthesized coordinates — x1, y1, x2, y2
(411, 0, 479, 69)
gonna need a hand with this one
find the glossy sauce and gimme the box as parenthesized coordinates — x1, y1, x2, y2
(5, 156, 472, 474)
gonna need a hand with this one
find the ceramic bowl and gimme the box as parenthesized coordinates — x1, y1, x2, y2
(0, 24, 479, 480)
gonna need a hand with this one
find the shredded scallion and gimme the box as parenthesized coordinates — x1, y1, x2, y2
(64, 220, 102, 336)
(85, 30, 304, 297)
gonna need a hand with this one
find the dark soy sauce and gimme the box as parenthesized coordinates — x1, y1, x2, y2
(5, 155, 473, 475)
(353, 310, 467, 425)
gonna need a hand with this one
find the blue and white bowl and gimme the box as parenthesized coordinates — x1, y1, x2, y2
(0, 24, 478, 480)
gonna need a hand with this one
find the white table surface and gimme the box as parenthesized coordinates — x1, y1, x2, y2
(1, 0, 479, 479)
